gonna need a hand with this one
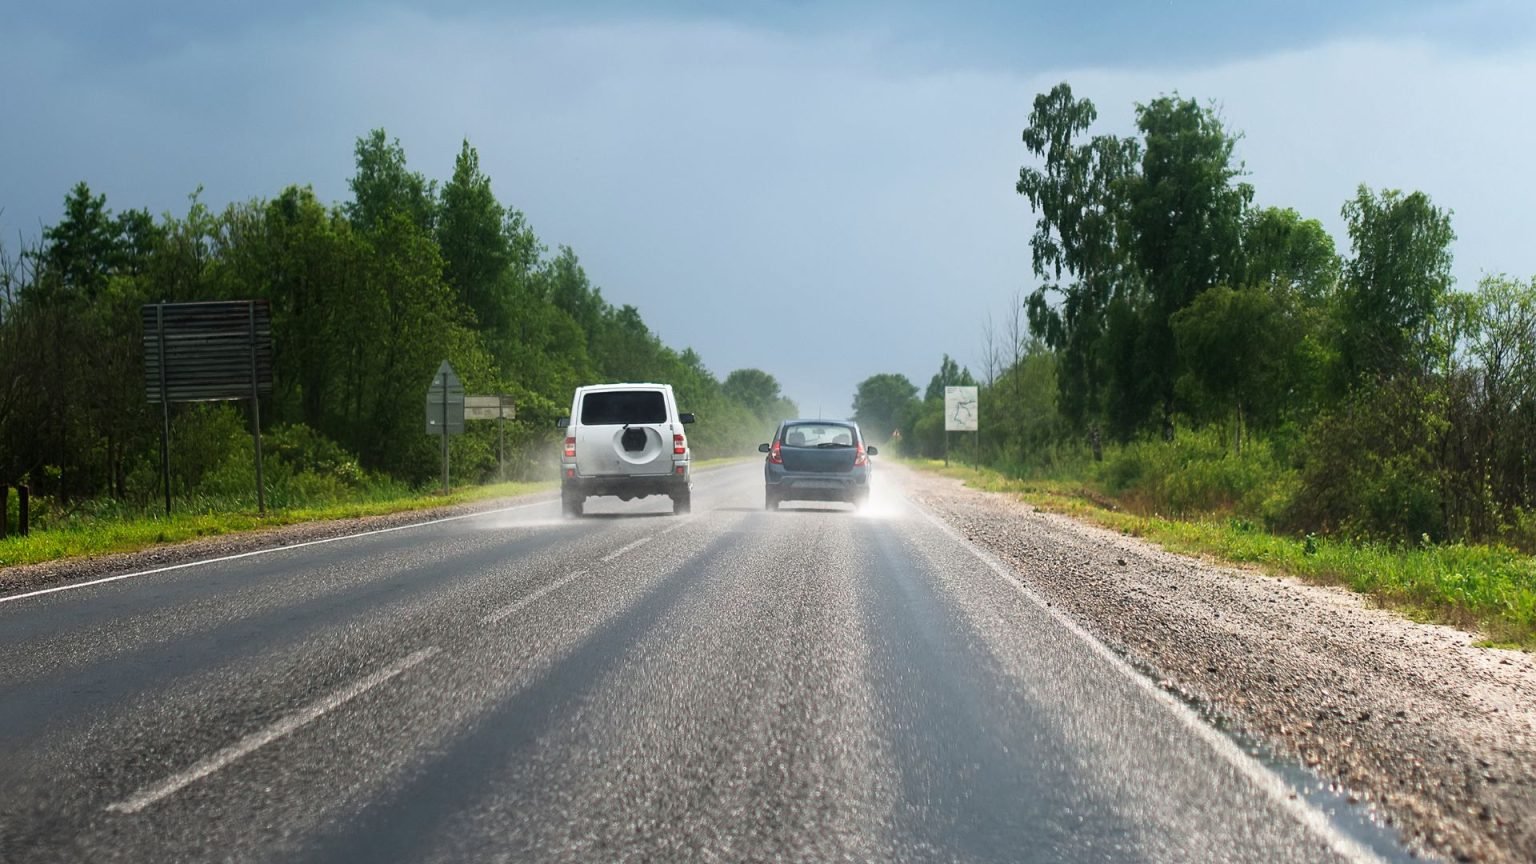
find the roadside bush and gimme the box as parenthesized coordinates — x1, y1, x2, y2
(183, 421, 416, 511)
(169, 404, 249, 494)
(1499, 507, 1536, 556)
(1287, 377, 1448, 544)
(1092, 427, 1297, 525)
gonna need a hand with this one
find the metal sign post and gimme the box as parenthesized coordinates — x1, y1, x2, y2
(424, 361, 466, 495)
(247, 301, 266, 514)
(155, 304, 171, 515)
(441, 370, 450, 493)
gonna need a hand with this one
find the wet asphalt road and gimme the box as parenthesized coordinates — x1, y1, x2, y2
(0, 462, 1384, 863)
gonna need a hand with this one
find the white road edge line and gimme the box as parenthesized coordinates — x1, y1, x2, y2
(0, 500, 552, 606)
(106, 646, 440, 815)
(910, 504, 1389, 864)
(600, 536, 652, 563)
(481, 570, 589, 625)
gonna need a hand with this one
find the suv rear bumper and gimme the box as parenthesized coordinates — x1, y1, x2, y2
(562, 470, 690, 499)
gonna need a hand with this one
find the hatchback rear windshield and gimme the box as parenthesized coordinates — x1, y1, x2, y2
(581, 390, 667, 425)
(781, 423, 857, 447)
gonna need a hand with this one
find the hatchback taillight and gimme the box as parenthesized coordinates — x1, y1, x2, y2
(768, 440, 783, 465)
(563, 436, 576, 459)
(853, 442, 868, 467)
(673, 433, 686, 455)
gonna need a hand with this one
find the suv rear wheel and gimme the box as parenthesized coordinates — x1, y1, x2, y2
(561, 490, 583, 518)
(672, 489, 691, 515)
(764, 488, 780, 511)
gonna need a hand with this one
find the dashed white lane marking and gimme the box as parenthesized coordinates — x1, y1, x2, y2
(106, 647, 441, 815)
(481, 571, 589, 626)
(481, 520, 689, 625)
(600, 536, 652, 563)
(910, 503, 1387, 864)
(1, 501, 553, 606)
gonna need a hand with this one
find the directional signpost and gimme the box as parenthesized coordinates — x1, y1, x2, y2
(943, 386, 979, 467)
(425, 361, 465, 494)
(465, 395, 516, 482)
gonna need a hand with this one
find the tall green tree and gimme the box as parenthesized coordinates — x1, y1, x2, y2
(41, 182, 118, 300)
(257, 186, 360, 433)
(852, 373, 919, 443)
(722, 368, 785, 418)
(1016, 83, 1139, 434)
(437, 140, 511, 336)
(1336, 185, 1455, 387)
(345, 129, 435, 234)
(1119, 95, 1252, 437)
(1242, 206, 1339, 299)
(1171, 285, 1300, 452)
(923, 354, 976, 401)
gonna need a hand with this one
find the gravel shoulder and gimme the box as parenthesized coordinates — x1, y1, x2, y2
(0, 492, 554, 597)
(897, 463, 1536, 864)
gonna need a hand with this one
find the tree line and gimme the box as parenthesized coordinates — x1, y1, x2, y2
(0, 131, 796, 513)
(855, 83, 1536, 548)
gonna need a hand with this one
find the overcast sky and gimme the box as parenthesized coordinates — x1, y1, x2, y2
(4, 1, 1534, 416)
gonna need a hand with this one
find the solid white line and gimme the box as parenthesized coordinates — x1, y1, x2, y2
(600, 536, 652, 563)
(909, 503, 1388, 864)
(481, 570, 589, 625)
(0, 500, 553, 606)
(106, 646, 440, 815)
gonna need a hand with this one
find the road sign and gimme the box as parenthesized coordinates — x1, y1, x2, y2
(143, 300, 273, 403)
(426, 361, 465, 494)
(142, 300, 274, 515)
(464, 394, 515, 421)
(944, 386, 979, 432)
(425, 361, 465, 436)
(465, 394, 517, 482)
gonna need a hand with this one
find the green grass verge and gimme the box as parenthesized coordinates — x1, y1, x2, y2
(907, 459, 1536, 650)
(0, 457, 750, 571)
(0, 480, 554, 570)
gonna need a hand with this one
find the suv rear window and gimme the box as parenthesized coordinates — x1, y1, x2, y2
(581, 390, 667, 425)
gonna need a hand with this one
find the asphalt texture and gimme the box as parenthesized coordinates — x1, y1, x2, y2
(0, 463, 1390, 863)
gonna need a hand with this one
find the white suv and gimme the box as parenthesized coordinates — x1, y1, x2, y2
(558, 383, 695, 517)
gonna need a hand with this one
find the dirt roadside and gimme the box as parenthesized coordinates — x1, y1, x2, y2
(898, 464, 1536, 864)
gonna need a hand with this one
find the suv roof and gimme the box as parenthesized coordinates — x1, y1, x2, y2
(576, 382, 672, 392)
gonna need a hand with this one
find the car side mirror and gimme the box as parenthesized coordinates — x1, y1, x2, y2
(758, 443, 771, 453)
(866, 445, 879, 456)
(555, 417, 570, 428)
(679, 413, 696, 424)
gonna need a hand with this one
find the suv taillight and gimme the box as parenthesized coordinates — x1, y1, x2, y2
(853, 442, 868, 467)
(563, 436, 576, 459)
(673, 433, 686, 455)
(768, 440, 783, 465)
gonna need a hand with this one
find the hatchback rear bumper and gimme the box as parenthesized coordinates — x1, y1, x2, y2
(765, 467, 869, 501)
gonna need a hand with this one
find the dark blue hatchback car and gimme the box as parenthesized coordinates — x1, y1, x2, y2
(758, 420, 877, 510)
